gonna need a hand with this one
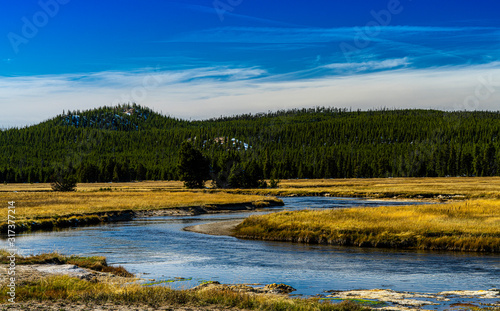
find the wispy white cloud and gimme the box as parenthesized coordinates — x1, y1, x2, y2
(179, 3, 302, 27)
(168, 25, 498, 44)
(163, 25, 500, 70)
(322, 58, 410, 72)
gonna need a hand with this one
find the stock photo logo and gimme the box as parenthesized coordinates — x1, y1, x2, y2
(213, 0, 243, 21)
(7, 0, 70, 54)
(339, 0, 409, 61)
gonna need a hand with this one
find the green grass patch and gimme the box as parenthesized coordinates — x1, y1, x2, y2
(142, 277, 193, 286)
(320, 297, 388, 307)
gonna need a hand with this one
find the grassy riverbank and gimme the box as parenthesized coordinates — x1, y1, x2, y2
(234, 199, 500, 252)
(229, 177, 500, 199)
(0, 276, 367, 311)
(0, 250, 132, 277)
(0, 190, 281, 219)
(0, 182, 282, 233)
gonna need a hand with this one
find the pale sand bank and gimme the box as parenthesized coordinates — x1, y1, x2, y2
(183, 219, 243, 236)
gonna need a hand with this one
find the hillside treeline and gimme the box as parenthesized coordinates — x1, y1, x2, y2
(0, 104, 499, 183)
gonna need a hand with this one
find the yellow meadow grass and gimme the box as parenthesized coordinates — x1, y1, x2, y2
(230, 177, 500, 199)
(235, 199, 500, 252)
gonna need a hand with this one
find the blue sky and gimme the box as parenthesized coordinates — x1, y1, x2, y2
(1, 0, 500, 127)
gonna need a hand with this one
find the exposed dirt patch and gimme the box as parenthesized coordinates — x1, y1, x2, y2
(184, 220, 243, 236)
(326, 288, 500, 311)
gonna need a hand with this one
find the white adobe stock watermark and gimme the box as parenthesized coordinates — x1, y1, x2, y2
(339, 0, 411, 62)
(111, 69, 164, 106)
(454, 73, 500, 110)
(7, 0, 70, 54)
(213, 0, 243, 22)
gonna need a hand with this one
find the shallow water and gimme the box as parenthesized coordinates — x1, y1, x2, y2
(13, 197, 500, 307)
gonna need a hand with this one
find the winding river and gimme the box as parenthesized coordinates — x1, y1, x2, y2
(13, 197, 500, 306)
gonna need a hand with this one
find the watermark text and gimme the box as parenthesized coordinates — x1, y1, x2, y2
(213, 0, 243, 21)
(340, 0, 410, 62)
(6, 201, 16, 303)
(8, 0, 70, 54)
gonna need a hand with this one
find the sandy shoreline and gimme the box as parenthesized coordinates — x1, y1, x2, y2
(183, 219, 243, 236)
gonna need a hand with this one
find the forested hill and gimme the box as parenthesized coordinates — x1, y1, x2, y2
(1, 104, 499, 183)
(40, 104, 187, 130)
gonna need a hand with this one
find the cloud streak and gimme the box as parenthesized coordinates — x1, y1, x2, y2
(180, 3, 302, 27)
(168, 25, 498, 44)
(162, 25, 500, 74)
(322, 58, 410, 73)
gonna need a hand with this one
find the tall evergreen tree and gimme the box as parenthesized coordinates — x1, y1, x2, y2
(177, 142, 210, 188)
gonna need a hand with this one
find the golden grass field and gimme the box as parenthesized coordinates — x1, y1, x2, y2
(3, 176, 500, 198)
(230, 176, 500, 199)
(0, 180, 187, 193)
(234, 199, 500, 252)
